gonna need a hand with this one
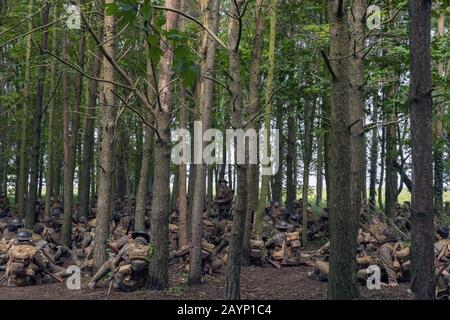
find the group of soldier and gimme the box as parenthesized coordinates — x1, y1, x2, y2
(307, 201, 450, 299)
(1, 184, 450, 297)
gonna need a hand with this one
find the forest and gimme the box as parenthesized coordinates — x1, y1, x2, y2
(0, 0, 449, 302)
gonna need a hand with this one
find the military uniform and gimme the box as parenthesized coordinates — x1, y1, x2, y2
(0, 192, 9, 217)
(6, 230, 66, 286)
(215, 180, 233, 220)
(444, 201, 450, 215)
(89, 231, 149, 292)
(435, 227, 450, 298)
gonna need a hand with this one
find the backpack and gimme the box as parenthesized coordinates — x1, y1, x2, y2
(7, 244, 37, 276)
(128, 241, 148, 272)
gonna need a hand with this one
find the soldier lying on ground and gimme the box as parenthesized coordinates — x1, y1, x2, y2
(88, 231, 149, 292)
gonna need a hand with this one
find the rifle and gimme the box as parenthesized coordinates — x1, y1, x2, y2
(44, 270, 63, 283)
(126, 218, 134, 235)
(106, 241, 120, 254)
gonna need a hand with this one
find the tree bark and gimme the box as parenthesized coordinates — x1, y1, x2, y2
(302, 100, 315, 246)
(243, 0, 264, 266)
(189, 0, 220, 285)
(433, 11, 445, 216)
(44, 3, 58, 219)
(79, 12, 103, 218)
(368, 94, 379, 212)
(93, 0, 116, 271)
(224, 0, 247, 300)
(255, 3, 277, 235)
(327, 0, 358, 300)
(26, 0, 49, 228)
(408, 0, 435, 300)
(146, 0, 180, 290)
(17, 0, 34, 219)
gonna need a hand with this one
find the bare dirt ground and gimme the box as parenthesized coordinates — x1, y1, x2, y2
(0, 265, 411, 300)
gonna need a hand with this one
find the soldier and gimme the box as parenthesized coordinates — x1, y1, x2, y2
(308, 209, 329, 241)
(2, 218, 23, 241)
(0, 191, 10, 217)
(444, 201, 450, 215)
(0, 222, 18, 271)
(435, 226, 450, 298)
(215, 179, 233, 220)
(6, 229, 66, 286)
(289, 200, 301, 227)
(271, 202, 288, 226)
(377, 227, 401, 287)
(88, 231, 150, 292)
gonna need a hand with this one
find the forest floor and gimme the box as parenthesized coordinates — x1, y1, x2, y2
(0, 265, 412, 300)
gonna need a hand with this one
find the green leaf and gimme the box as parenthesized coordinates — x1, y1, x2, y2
(105, 2, 119, 16)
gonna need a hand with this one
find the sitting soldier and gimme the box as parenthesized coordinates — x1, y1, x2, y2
(444, 201, 450, 215)
(6, 229, 66, 286)
(435, 226, 450, 298)
(0, 191, 10, 218)
(88, 230, 150, 292)
(377, 227, 403, 287)
(289, 200, 301, 227)
(308, 209, 329, 241)
(2, 218, 23, 242)
(271, 202, 288, 226)
(0, 227, 15, 270)
(215, 179, 233, 220)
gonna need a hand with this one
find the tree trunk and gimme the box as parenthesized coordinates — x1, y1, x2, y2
(93, 0, 116, 271)
(135, 35, 156, 231)
(272, 108, 284, 204)
(44, 3, 58, 219)
(302, 100, 315, 246)
(146, 0, 180, 290)
(243, 0, 264, 266)
(79, 17, 103, 218)
(62, 21, 85, 245)
(255, 4, 277, 235)
(348, 0, 366, 253)
(408, 0, 435, 300)
(177, 84, 189, 247)
(378, 127, 385, 210)
(17, 0, 34, 219)
(189, 0, 220, 285)
(368, 95, 379, 212)
(224, 0, 247, 300)
(286, 102, 296, 212)
(433, 11, 445, 216)
(327, 0, 358, 300)
(26, 0, 49, 228)
(316, 109, 324, 206)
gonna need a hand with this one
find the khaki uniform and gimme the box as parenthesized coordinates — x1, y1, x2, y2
(6, 243, 46, 286)
(215, 185, 233, 220)
(89, 238, 148, 292)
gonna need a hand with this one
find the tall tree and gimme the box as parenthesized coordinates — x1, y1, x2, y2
(189, 0, 221, 285)
(255, 3, 277, 235)
(224, 0, 247, 300)
(409, 0, 435, 300)
(25, 0, 50, 228)
(327, 0, 358, 300)
(17, 0, 34, 219)
(433, 9, 445, 215)
(243, 0, 265, 266)
(93, 0, 116, 271)
(146, 0, 181, 290)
